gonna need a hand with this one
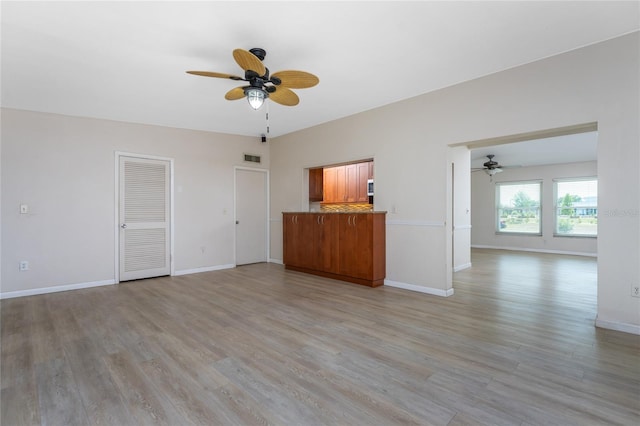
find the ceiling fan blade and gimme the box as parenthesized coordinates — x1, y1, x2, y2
(269, 86, 299, 106)
(186, 71, 244, 80)
(225, 86, 247, 101)
(272, 70, 319, 88)
(233, 49, 266, 76)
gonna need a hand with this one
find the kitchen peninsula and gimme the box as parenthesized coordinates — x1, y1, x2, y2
(282, 211, 386, 287)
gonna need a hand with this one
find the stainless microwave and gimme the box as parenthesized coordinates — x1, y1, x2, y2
(367, 179, 374, 196)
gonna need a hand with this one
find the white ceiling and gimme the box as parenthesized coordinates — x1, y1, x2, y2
(471, 131, 599, 169)
(2, 1, 638, 146)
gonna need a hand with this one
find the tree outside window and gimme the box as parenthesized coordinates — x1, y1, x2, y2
(496, 181, 542, 235)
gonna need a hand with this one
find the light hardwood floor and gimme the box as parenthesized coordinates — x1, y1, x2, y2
(1, 249, 639, 425)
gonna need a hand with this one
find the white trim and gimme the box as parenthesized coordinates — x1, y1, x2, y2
(386, 219, 445, 227)
(454, 225, 472, 230)
(595, 317, 640, 335)
(384, 279, 455, 297)
(234, 166, 270, 265)
(114, 151, 175, 283)
(0, 279, 116, 300)
(174, 264, 235, 276)
(269, 258, 284, 265)
(453, 262, 472, 272)
(471, 244, 597, 258)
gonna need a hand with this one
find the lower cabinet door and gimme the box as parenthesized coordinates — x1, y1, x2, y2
(314, 214, 338, 273)
(283, 214, 314, 268)
(338, 214, 373, 280)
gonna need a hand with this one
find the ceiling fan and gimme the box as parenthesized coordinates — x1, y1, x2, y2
(186, 48, 319, 110)
(472, 155, 518, 176)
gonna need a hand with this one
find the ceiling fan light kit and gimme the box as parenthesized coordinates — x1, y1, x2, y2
(187, 48, 319, 111)
(245, 87, 266, 110)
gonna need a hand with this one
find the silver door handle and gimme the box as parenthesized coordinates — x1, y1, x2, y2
(236, 220, 239, 224)
(121, 224, 127, 229)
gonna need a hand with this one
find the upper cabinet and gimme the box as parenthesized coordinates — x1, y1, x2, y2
(356, 162, 370, 202)
(309, 168, 324, 202)
(322, 161, 373, 203)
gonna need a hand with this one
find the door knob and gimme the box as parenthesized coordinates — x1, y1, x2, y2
(236, 220, 239, 224)
(121, 224, 127, 229)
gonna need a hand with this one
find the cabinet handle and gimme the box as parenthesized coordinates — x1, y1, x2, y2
(353, 215, 357, 226)
(347, 216, 351, 226)
(322, 216, 325, 224)
(317, 216, 320, 225)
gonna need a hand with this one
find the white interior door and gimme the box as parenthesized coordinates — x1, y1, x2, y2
(119, 156, 171, 281)
(235, 168, 268, 265)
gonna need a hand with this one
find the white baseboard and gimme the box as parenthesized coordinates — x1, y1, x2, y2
(595, 317, 640, 335)
(0, 279, 116, 300)
(269, 258, 284, 265)
(384, 279, 455, 297)
(471, 245, 597, 258)
(1, 263, 237, 299)
(174, 263, 235, 276)
(453, 262, 472, 272)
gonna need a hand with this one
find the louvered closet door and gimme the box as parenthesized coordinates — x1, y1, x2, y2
(119, 156, 171, 281)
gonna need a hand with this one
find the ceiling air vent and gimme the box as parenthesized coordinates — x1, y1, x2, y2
(244, 154, 261, 164)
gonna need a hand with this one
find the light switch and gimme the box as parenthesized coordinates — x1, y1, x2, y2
(20, 204, 29, 214)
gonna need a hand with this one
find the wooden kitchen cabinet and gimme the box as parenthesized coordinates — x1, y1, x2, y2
(282, 213, 314, 269)
(283, 213, 338, 273)
(312, 214, 339, 272)
(309, 168, 324, 202)
(345, 164, 358, 202)
(338, 213, 385, 283)
(356, 162, 370, 202)
(323, 167, 338, 203)
(283, 212, 386, 287)
(323, 161, 372, 204)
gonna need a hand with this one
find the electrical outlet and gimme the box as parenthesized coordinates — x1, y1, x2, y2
(632, 284, 640, 298)
(19, 261, 29, 271)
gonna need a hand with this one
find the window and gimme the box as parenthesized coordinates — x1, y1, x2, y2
(496, 181, 542, 235)
(554, 178, 597, 237)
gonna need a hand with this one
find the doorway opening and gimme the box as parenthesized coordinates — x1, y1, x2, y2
(448, 122, 598, 308)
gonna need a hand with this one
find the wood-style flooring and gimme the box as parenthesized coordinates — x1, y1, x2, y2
(1, 249, 639, 425)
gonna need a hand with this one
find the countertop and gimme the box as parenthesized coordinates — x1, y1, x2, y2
(283, 211, 387, 214)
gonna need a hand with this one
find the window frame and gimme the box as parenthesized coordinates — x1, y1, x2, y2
(495, 180, 543, 236)
(553, 177, 598, 238)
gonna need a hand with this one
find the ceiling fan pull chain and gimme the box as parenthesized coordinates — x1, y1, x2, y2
(265, 104, 270, 135)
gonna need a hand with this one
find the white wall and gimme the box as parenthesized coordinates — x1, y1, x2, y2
(269, 33, 639, 331)
(471, 161, 598, 255)
(450, 146, 472, 271)
(1, 109, 269, 295)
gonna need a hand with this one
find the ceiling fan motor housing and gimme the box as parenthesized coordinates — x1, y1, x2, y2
(249, 48, 266, 61)
(483, 155, 500, 169)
